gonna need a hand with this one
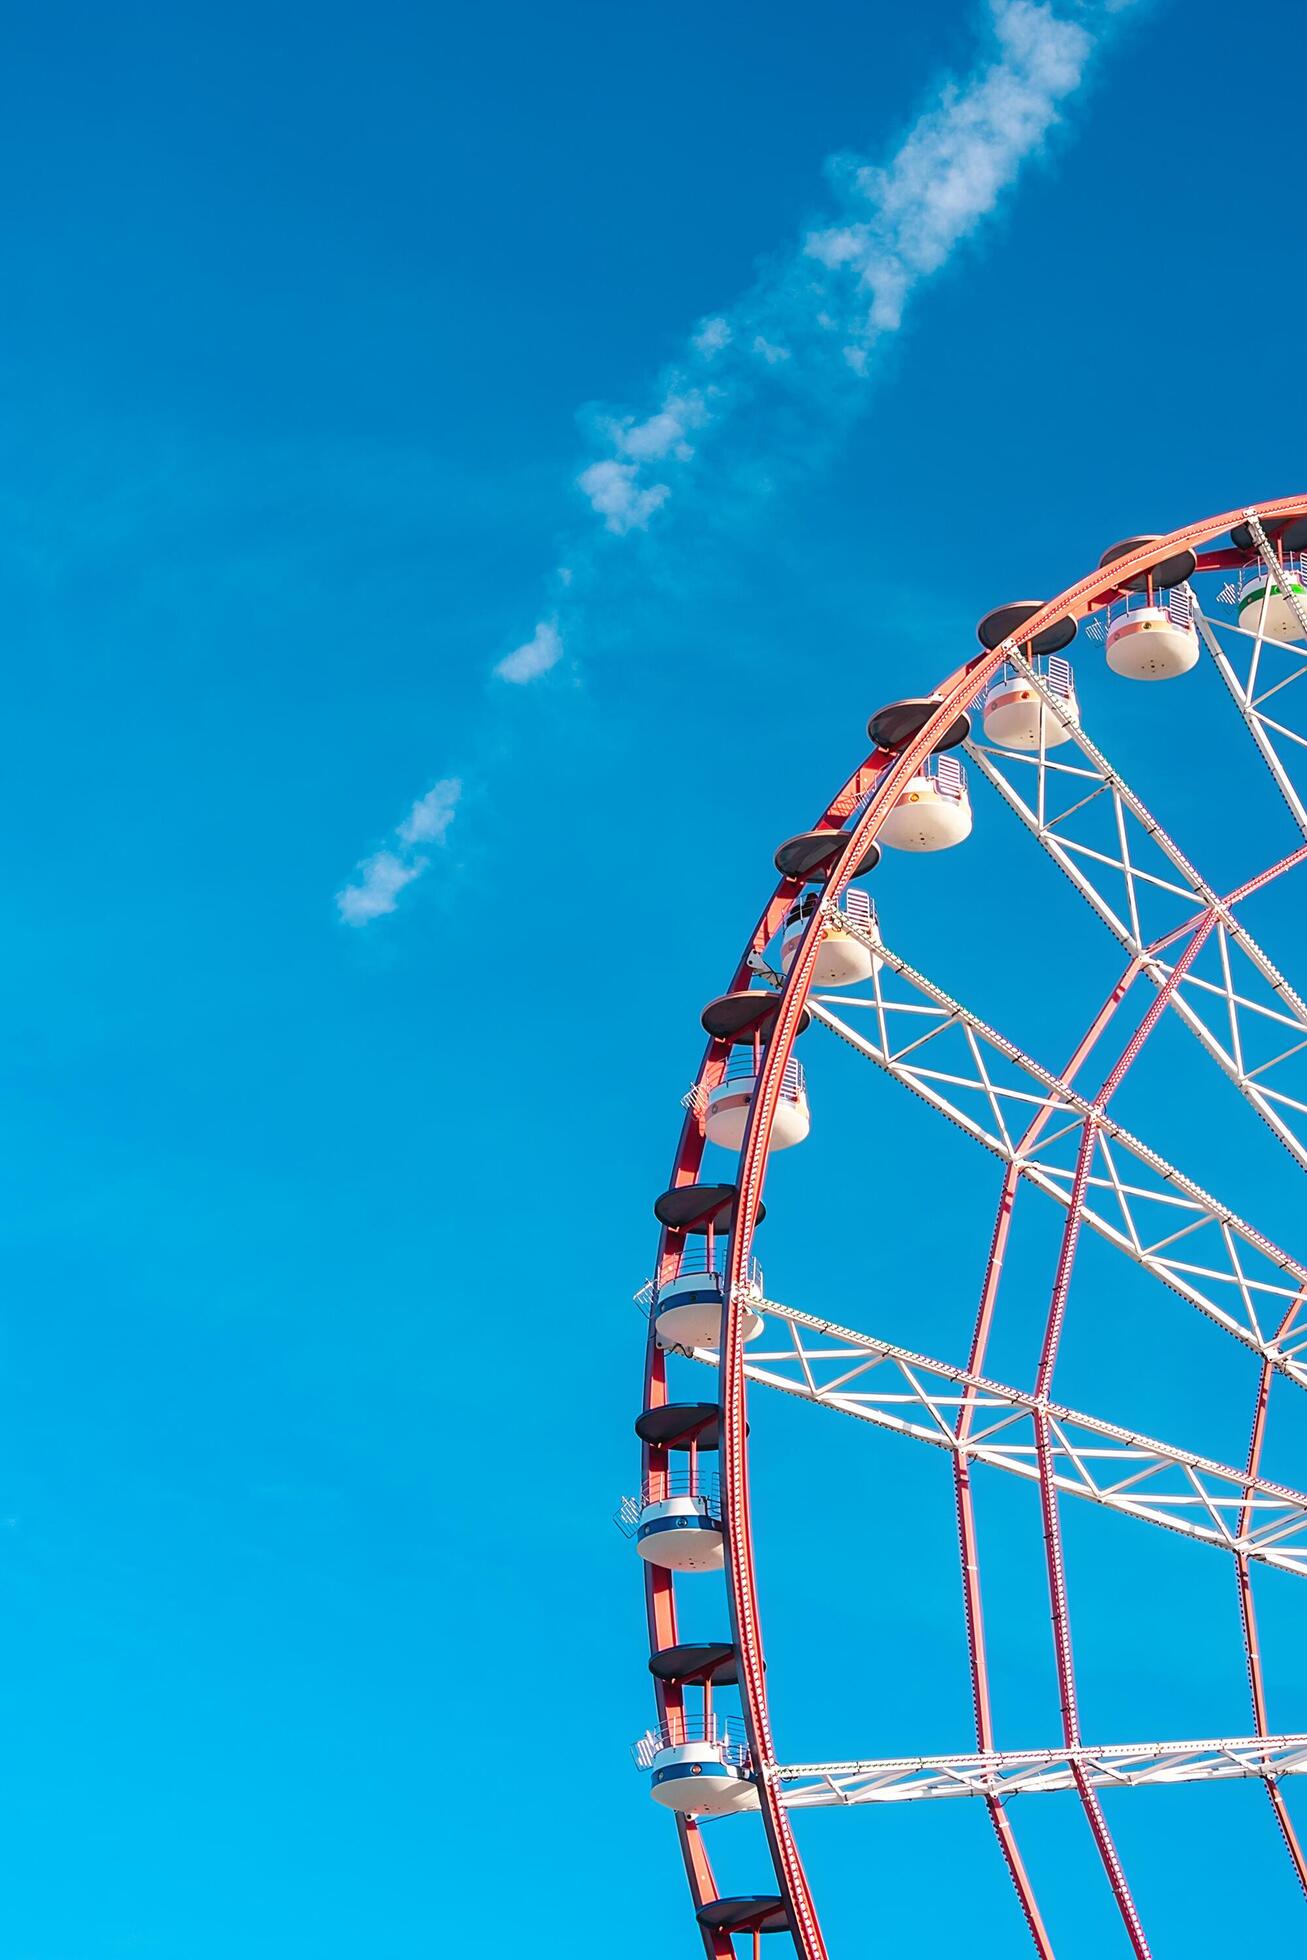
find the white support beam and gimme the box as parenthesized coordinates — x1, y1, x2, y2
(684, 1297, 1307, 1575)
(772, 1735, 1307, 1808)
(1194, 600, 1307, 838)
(963, 645, 1307, 1171)
(798, 928, 1307, 1386)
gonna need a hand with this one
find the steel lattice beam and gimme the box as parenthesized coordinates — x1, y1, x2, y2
(964, 646, 1307, 1172)
(794, 926, 1307, 1385)
(773, 1735, 1307, 1808)
(683, 1297, 1307, 1574)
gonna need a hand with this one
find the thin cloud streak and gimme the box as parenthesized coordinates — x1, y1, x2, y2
(576, 460, 671, 535)
(805, 0, 1093, 331)
(340, 0, 1135, 923)
(573, 0, 1103, 536)
(336, 851, 426, 925)
(495, 619, 563, 683)
(396, 778, 462, 844)
(336, 778, 461, 924)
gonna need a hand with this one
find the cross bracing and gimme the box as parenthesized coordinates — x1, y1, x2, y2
(772, 1735, 1307, 1808)
(1195, 604, 1307, 840)
(962, 645, 1307, 1172)
(1204, 510, 1307, 838)
(683, 1298, 1307, 1575)
(786, 927, 1307, 1385)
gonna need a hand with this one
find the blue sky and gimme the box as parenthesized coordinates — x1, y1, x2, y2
(3, 0, 1307, 1954)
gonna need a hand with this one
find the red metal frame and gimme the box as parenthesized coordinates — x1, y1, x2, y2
(640, 498, 1307, 1955)
(1024, 922, 1215, 1960)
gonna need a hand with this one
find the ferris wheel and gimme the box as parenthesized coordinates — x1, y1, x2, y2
(621, 499, 1307, 1959)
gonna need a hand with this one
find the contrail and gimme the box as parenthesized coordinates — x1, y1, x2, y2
(337, 0, 1137, 925)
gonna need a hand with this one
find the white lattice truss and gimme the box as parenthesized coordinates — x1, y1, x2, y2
(961, 632, 1307, 1174)
(771, 1736, 1307, 1808)
(1205, 513, 1307, 837)
(758, 925, 1307, 1388)
(686, 1299, 1307, 1573)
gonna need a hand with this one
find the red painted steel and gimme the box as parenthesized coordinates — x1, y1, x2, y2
(1027, 922, 1215, 1958)
(1238, 1358, 1307, 1896)
(1237, 1296, 1307, 1897)
(954, 1167, 1054, 1956)
(640, 788, 877, 1956)
(955, 959, 1142, 1955)
(639, 498, 1307, 1955)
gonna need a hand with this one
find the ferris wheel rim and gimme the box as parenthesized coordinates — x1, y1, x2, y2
(639, 495, 1307, 1959)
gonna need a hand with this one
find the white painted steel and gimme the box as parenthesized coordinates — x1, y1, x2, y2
(684, 1294, 1307, 1574)
(774, 1735, 1307, 1808)
(965, 650, 1307, 1172)
(779, 922, 1307, 1389)
(1193, 599, 1307, 838)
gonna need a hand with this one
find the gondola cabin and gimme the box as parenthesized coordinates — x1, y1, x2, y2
(780, 887, 877, 987)
(877, 753, 972, 852)
(635, 1722, 759, 1817)
(1095, 536, 1199, 680)
(621, 1402, 726, 1572)
(704, 1053, 809, 1151)
(1224, 555, 1307, 644)
(1104, 589, 1199, 679)
(981, 654, 1079, 748)
(653, 1248, 764, 1353)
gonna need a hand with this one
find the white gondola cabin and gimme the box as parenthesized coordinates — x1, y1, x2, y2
(633, 1488, 723, 1570)
(651, 1244, 764, 1353)
(703, 1051, 810, 1152)
(622, 1402, 726, 1572)
(618, 1470, 723, 1572)
(781, 888, 878, 987)
(1092, 536, 1200, 680)
(635, 1718, 759, 1817)
(1220, 552, 1307, 645)
(877, 752, 973, 852)
(981, 653, 1079, 749)
(1102, 586, 1199, 679)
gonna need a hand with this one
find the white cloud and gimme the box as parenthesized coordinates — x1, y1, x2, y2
(693, 317, 731, 356)
(336, 781, 462, 925)
(804, 227, 864, 271)
(336, 850, 427, 926)
(611, 390, 707, 463)
(495, 618, 563, 683)
(577, 459, 670, 533)
(806, 0, 1095, 334)
(397, 777, 462, 843)
(573, 1, 1109, 536)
